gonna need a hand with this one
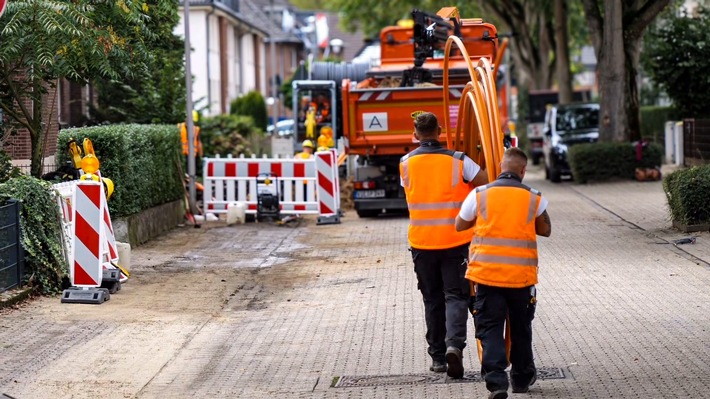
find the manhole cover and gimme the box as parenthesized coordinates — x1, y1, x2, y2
(332, 367, 567, 388)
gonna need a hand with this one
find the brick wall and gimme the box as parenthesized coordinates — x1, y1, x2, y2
(2, 82, 59, 161)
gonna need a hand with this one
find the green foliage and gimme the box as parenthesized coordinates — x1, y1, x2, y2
(200, 115, 257, 158)
(640, 106, 680, 145)
(0, 150, 21, 183)
(663, 164, 710, 226)
(0, 177, 68, 294)
(318, 0, 484, 37)
(0, 0, 155, 176)
(568, 142, 663, 184)
(230, 91, 268, 130)
(643, 7, 710, 118)
(56, 124, 183, 217)
(87, 0, 186, 125)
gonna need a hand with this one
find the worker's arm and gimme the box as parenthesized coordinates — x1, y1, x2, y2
(469, 169, 488, 187)
(535, 210, 551, 237)
(455, 214, 476, 232)
(463, 157, 489, 187)
(455, 190, 477, 231)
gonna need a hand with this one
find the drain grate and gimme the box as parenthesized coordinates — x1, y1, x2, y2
(332, 367, 567, 388)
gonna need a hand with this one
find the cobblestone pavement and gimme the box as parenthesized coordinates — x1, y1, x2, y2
(2, 167, 710, 399)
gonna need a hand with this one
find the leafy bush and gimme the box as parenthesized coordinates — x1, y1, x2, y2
(0, 150, 21, 183)
(230, 91, 268, 130)
(57, 124, 183, 218)
(200, 115, 258, 157)
(0, 177, 68, 294)
(568, 142, 662, 184)
(640, 106, 680, 145)
(643, 7, 710, 118)
(663, 164, 710, 226)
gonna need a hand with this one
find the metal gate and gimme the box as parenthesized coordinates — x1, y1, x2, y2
(0, 200, 24, 293)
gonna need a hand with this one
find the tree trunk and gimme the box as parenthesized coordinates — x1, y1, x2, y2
(598, 0, 627, 142)
(30, 77, 44, 178)
(624, 37, 643, 142)
(554, 0, 572, 104)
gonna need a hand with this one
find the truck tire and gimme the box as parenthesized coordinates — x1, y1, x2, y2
(356, 209, 379, 218)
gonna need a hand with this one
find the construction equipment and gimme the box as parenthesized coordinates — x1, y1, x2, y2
(292, 7, 513, 217)
(255, 173, 280, 222)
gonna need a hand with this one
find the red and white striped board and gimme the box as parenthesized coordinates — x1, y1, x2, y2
(203, 154, 318, 214)
(70, 181, 104, 287)
(315, 150, 340, 223)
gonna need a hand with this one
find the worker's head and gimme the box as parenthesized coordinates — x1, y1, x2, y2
(302, 139, 315, 153)
(500, 147, 528, 179)
(413, 112, 440, 141)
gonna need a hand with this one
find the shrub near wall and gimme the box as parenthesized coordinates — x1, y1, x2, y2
(57, 124, 183, 218)
(663, 164, 710, 229)
(640, 106, 679, 145)
(568, 142, 663, 184)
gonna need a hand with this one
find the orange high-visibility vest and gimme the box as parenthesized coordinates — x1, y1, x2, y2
(178, 123, 203, 157)
(400, 144, 474, 250)
(466, 176, 541, 288)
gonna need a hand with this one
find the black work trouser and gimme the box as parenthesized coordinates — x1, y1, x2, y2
(473, 283, 537, 392)
(411, 244, 470, 362)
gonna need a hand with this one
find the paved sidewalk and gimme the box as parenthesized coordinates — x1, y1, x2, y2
(571, 177, 710, 266)
(2, 169, 710, 398)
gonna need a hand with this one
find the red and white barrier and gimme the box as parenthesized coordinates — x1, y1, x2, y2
(203, 154, 318, 215)
(71, 181, 104, 287)
(203, 153, 341, 223)
(315, 150, 340, 224)
(53, 180, 126, 285)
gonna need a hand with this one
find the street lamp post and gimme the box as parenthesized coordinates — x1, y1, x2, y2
(183, 0, 197, 217)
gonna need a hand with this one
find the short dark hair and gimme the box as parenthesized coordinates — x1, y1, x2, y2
(504, 147, 528, 163)
(414, 112, 439, 137)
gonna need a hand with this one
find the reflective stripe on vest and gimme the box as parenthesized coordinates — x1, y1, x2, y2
(466, 180, 541, 288)
(400, 149, 473, 250)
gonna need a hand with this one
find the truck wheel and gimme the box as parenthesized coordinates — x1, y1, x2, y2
(356, 209, 379, 218)
(550, 165, 562, 183)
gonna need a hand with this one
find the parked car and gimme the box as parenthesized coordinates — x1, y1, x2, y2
(542, 103, 599, 182)
(266, 119, 295, 137)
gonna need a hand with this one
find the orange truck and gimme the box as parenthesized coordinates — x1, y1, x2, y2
(293, 7, 507, 217)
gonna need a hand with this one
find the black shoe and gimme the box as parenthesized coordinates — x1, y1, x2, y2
(488, 390, 508, 399)
(445, 347, 464, 379)
(429, 360, 447, 373)
(511, 374, 537, 393)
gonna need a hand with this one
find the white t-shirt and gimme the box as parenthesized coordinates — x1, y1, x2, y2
(458, 186, 548, 222)
(400, 155, 482, 187)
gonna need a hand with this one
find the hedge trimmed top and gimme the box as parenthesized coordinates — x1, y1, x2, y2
(57, 124, 184, 218)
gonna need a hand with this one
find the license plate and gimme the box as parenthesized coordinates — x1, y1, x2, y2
(354, 189, 385, 199)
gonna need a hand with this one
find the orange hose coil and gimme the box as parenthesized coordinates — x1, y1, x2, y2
(442, 36, 506, 182)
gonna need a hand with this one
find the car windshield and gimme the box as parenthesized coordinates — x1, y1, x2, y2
(555, 106, 599, 133)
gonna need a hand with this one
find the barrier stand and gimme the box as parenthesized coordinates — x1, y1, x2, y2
(61, 180, 111, 304)
(315, 150, 341, 225)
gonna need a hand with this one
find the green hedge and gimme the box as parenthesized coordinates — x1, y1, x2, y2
(230, 91, 268, 130)
(57, 124, 183, 218)
(0, 177, 68, 294)
(640, 106, 679, 145)
(568, 142, 663, 184)
(663, 164, 710, 226)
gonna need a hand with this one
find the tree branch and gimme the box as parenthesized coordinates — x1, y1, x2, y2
(625, 0, 672, 41)
(581, 0, 603, 59)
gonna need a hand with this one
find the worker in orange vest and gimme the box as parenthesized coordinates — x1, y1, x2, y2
(455, 147, 552, 399)
(399, 112, 488, 378)
(178, 111, 203, 157)
(295, 140, 315, 159)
